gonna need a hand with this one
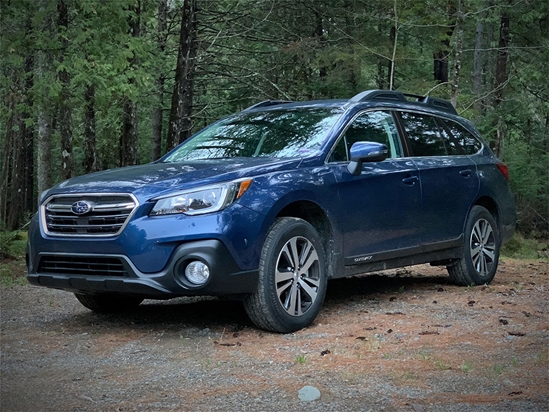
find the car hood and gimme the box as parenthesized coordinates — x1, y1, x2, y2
(46, 157, 302, 202)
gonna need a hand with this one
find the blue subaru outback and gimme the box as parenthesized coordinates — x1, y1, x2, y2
(27, 90, 516, 333)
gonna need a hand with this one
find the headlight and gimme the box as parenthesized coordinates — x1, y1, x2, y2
(149, 179, 252, 216)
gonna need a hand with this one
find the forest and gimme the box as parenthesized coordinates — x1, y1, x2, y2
(1, 0, 548, 239)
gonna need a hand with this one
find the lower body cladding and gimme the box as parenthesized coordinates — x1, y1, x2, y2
(27, 240, 259, 298)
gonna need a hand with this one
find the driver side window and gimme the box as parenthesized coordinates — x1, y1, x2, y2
(330, 111, 402, 162)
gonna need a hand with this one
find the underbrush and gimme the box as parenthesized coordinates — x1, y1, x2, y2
(0, 230, 27, 260)
(0, 230, 28, 286)
(501, 233, 549, 261)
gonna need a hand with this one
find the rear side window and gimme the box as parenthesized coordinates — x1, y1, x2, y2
(330, 111, 402, 161)
(442, 120, 482, 155)
(399, 112, 446, 157)
(437, 125, 464, 156)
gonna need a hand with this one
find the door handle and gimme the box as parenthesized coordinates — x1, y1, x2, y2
(402, 175, 419, 185)
(459, 169, 472, 177)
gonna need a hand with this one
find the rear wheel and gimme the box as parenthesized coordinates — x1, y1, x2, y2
(447, 206, 500, 286)
(244, 217, 327, 333)
(74, 293, 143, 313)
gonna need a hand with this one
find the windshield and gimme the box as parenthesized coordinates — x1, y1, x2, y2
(163, 107, 344, 162)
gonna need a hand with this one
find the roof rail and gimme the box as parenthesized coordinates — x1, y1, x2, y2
(414, 96, 457, 115)
(350, 89, 457, 115)
(349, 90, 407, 103)
(243, 100, 294, 111)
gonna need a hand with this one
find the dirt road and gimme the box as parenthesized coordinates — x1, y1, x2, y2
(1, 259, 547, 411)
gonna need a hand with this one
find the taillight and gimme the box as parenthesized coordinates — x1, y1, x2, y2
(496, 162, 509, 181)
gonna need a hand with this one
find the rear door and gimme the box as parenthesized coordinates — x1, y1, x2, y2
(397, 111, 480, 246)
(330, 110, 421, 262)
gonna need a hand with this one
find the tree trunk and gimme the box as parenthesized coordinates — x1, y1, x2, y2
(433, 50, 449, 83)
(151, 91, 164, 160)
(0, 83, 18, 226)
(120, 1, 141, 167)
(58, 0, 73, 180)
(36, 0, 53, 197)
(23, 109, 35, 214)
(120, 99, 138, 166)
(473, 20, 484, 113)
(389, 22, 397, 90)
(450, 0, 464, 108)
(376, 22, 389, 90)
(151, 0, 168, 161)
(7, 121, 26, 230)
(314, 10, 327, 79)
(6, 56, 34, 230)
(492, 13, 510, 158)
(83, 84, 98, 173)
(494, 14, 510, 107)
(37, 110, 52, 198)
(433, 4, 456, 84)
(167, 0, 198, 150)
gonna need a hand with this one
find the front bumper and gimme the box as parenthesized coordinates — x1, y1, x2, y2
(27, 240, 258, 298)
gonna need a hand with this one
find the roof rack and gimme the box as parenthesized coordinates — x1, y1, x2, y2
(350, 90, 407, 103)
(243, 100, 294, 111)
(414, 95, 457, 115)
(350, 89, 457, 115)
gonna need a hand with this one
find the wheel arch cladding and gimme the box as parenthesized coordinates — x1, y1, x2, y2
(475, 196, 500, 235)
(277, 200, 337, 278)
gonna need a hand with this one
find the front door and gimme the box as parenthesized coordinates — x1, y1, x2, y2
(330, 110, 422, 263)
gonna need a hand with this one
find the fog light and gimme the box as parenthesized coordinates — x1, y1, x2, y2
(185, 261, 210, 285)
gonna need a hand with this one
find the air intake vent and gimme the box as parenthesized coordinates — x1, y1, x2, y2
(38, 256, 128, 277)
(42, 194, 137, 237)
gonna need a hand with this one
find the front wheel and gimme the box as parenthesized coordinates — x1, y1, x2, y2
(75, 293, 144, 313)
(244, 217, 327, 333)
(447, 206, 500, 286)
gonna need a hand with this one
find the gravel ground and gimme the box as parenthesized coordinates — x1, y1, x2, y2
(1, 259, 548, 411)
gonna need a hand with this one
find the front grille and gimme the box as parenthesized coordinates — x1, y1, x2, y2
(38, 256, 128, 277)
(42, 194, 137, 236)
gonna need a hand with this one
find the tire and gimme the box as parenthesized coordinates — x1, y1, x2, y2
(244, 217, 327, 333)
(447, 205, 500, 286)
(74, 293, 143, 313)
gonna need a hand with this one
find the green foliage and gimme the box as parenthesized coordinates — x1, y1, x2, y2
(295, 354, 307, 364)
(501, 234, 549, 261)
(0, 230, 27, 260)
(433, 358, 452, 371)
(459, 360, 474, 373)
(0, 257, 28, 287)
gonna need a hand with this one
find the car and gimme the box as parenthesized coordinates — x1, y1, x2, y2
(27, 90, 516, 333)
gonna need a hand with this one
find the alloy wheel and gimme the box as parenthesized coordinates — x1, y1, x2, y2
(469, 218, 496, 277)
(275, 236, 320, 316)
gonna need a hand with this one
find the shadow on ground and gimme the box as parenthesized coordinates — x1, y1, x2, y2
(49, 272, 452, 333)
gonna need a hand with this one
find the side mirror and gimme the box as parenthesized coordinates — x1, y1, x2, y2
(347, 142, 388, 176)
